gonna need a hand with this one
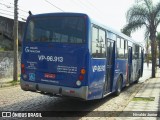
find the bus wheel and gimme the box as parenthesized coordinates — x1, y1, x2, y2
(115, 76, 122, 96)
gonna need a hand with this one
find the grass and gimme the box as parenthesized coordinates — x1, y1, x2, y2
(7, 79, 20, 86)
(0, 48, 5, 51)
(132, 97, 155, 102)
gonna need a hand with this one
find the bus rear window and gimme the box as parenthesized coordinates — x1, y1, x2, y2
(25, 16, 86, 44)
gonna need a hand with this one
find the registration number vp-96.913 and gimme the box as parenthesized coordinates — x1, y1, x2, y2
(38, 55, 63, 62)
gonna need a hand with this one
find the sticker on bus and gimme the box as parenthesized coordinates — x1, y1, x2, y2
(57, 65, 77, 74)
(25, 46, 40, 53)
(38, 55, 63, 62)
(92, 65, 105, 72)
(29, 73, 35, 81)
(44, 73, 56, 79)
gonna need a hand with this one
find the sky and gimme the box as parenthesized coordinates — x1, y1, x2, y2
(0, 0, 159, 44)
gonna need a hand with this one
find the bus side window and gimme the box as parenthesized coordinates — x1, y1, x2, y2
(135, 45, 139, 59)
(139, 47, 142, 59)
(117, 37, 125, 59)
(132, 44, 136, 59)
(92, 27, 99, 58)
(99, 29, 106, 58)
(92, 26, 106, 58)
(125, 40, 128, 59)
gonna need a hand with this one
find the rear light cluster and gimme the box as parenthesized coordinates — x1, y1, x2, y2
(21, 64, 25, 74)
(76, 68, 86, 86)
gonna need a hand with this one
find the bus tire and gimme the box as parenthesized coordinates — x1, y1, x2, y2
(115, 76, 122, 96)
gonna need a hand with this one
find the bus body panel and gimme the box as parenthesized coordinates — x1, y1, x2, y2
(21, 44, 88, 88)
(114, 59, 128, 88)
(88, 59, 106, 100)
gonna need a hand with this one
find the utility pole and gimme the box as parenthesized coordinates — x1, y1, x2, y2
(13, 0, 18, 81)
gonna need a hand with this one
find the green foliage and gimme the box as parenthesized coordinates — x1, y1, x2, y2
(132, 97, 155, 102)
(123, 0, 160, 77)
(123, 0, 160, 35)
(7, 79, 20, 86)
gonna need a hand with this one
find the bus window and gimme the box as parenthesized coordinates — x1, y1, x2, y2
(107, 31, 116, 40)
(139, 47, 142, 59)
(25, 17, 86, 43)
(135, 45, 139, 59)
(117, 37, 121, 48)
(124, 40, 128, 59)
(92, 26, 106, 58)
(132, 44, 136, 59)
(121, 38, 124, 49)
(92, 27, 99, 57)
(99, 29, 106, 57)
(117, 37, 125, 59)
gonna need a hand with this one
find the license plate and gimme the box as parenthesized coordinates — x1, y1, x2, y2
(44, 73, 56, 79)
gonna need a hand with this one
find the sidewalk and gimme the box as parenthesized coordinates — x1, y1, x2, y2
(116, 68, 160, 120)
(0, 78, 19, 88)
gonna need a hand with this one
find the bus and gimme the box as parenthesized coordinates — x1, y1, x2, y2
(20, 13, 144, 100)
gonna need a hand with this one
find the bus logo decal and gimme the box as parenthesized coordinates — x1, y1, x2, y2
(92, 65, 105, 72)
(25, 47, 30, 53)
(25, 46, 40, 53)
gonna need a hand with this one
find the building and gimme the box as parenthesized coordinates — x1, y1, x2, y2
(0, 16, 25, 50)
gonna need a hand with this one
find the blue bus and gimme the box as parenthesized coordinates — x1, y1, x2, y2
(20, 13, 143, 100)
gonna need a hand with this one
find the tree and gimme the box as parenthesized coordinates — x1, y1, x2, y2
(13, 0, 19, 81)
(157, 32, 160, 68)
(146, 38, 150, 67)
(122, 0, 160, 78)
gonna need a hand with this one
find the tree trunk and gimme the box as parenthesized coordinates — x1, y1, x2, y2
(150, 39, 156, 78)
(146, 39, 149, 67)
(159, 41, 160, 68)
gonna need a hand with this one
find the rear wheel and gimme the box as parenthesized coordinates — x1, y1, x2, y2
(115, 76, 122, 96)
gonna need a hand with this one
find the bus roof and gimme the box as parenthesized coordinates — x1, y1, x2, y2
(28, 12, 89, 19)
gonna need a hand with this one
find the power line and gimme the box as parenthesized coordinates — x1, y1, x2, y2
(0, 8, 28, 17)
(71, 0, 105, 22)
(86, 0, 104, 14)
(0, 8, 13, 14)
(0, 2, 12, 8)
(0, 0, 28, 13)
(44, 0, 65, 12)
(0, 12, 13, 17)
(0, 12, 27, 20)
(0, 0, 14, 5)
(0, 2, 28, 14)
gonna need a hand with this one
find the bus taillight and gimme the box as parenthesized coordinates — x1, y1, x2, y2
(21, 64, 25, 74)
(80, 68, 86, 75)
(79, 75, 84, 81)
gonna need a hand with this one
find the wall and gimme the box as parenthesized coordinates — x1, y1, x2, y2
(0, 51, 21, 79)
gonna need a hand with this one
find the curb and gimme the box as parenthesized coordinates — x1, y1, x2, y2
(0, 82, 20, 88)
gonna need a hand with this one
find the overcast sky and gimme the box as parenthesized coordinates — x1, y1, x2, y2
(0, 0, 159, 43)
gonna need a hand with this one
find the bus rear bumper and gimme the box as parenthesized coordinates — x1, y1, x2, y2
(20, 79, 88, 100)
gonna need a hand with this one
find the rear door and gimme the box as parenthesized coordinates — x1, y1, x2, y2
(104, 40, 115, 93)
